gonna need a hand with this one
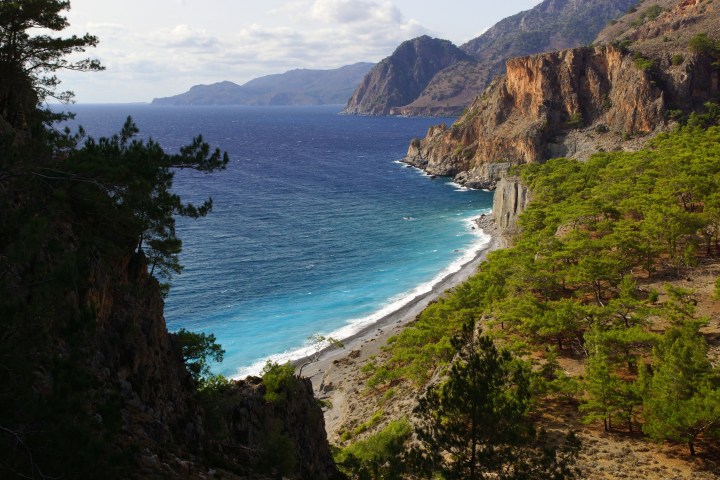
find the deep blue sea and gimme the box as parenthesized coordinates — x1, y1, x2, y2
(63, 104, 493, 377)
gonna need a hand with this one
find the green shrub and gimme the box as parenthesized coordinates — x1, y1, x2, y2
(648, 289, 659, 304)
(335, 418, 412, 479)
(261, 361, 296, 403)
(645, 5, 663, 20)
(714, 277, 720, 301)
(567, 112, 584, 129)
(258, 424, 297, 478)
(633, 53, 654, 71)
(688, 33, 718, 55)
(595, 124, 609, 134)
(174, 328, 225, 382)
(198, 374, 234, 440)
(671, 54, 685, 66)
(352, 410, 384, 436)
(666, 109, 683, 121)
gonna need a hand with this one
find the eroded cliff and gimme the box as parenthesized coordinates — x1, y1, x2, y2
(493, 176, 532, 239)
(405, 0, 720, 186)
(346, 0, 639, 116)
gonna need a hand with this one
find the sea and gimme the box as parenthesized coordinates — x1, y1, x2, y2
(62, 104, 494, 377)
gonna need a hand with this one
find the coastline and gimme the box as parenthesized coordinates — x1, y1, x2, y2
(295, 214, 503, 436)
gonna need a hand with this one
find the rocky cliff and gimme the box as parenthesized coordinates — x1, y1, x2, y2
(1, 238, 341, 478)
(347, 0, 639, 116)
(493, 176, 532, 239)
(342, 36, 472, 115)
(405, 0, 720, 187)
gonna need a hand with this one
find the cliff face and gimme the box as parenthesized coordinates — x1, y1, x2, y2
(493, 176, 531, 239)
(347, 0, 639, 116)
(213, 377, 339, 479)
(88, 254, 204, 453)
(342, 36, 472, 115)
(1, 236, 340, 478)
(405, 40, 718, 186)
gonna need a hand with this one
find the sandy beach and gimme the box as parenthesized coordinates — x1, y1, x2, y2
(295, 214, 503, 438)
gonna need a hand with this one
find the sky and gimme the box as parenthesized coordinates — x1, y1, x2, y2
(57, 0, 543, 103)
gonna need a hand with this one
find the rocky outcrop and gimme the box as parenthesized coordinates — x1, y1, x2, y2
(1, 236, 340, 479)
(342, 36, 472, 115)
(493, 177, 532, 238)
(212, 377, 341, 480)
(87, 253, 204, 452)
(405, 40, 719, 186)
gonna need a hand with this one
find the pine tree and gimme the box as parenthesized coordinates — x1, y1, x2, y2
(580, 335, 619, 432)
(643, 322, 720, 455)
(412, 322, 579, 479)
(0, 0, 102, 129)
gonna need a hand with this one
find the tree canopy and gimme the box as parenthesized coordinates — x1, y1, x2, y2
(363, 114, 720, 462)
(0, 0, 102, 127)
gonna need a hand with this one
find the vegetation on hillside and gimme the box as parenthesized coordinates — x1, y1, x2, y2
(346, 111, 720, 478)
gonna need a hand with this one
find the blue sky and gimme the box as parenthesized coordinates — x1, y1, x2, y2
(60, 0, 543, 103)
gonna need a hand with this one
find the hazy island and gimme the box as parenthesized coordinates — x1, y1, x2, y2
(152, 62, 373, 106)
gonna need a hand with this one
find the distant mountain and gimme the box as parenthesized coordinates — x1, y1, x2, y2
(152, 62, 374, 106)
(342, 36, 472, 115)
(344, 0, 640, 116)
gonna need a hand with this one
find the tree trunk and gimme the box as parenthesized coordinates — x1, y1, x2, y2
(688, 442, 696, 456)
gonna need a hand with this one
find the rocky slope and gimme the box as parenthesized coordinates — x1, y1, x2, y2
(342, 36, 471, 115)
(1, 238, 340, 478)
(405, 0, 720, 187)
(345, 0, 640, 116)
(152, 62, 373, 106)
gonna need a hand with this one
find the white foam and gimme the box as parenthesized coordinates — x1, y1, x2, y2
(232, 210, 492, 379)
(398, 161, 433, 178)
(445, 180, 469, 191)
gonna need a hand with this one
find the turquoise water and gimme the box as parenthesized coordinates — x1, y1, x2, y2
(64, 105, 494, 377)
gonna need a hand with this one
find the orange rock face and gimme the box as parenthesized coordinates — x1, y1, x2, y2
(405, 43, 718, 186)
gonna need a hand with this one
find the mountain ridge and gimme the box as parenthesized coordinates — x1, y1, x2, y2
(344, 0, 640, 116)
(152, 62, 373, 106)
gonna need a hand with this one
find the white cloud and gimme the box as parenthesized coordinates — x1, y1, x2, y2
(62, 0, 432, 102)
(311, 0, 402, 24)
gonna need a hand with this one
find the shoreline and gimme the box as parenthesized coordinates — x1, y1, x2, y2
(295, 214, 503, 405)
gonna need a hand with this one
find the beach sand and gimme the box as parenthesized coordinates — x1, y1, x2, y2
(295, 214, 503, 438)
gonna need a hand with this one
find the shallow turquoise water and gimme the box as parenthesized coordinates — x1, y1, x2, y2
(65, 104, 494, 377)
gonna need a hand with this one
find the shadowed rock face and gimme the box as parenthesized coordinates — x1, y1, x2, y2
(342, 36, 472, 115)
(3, 239, 342, 478)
